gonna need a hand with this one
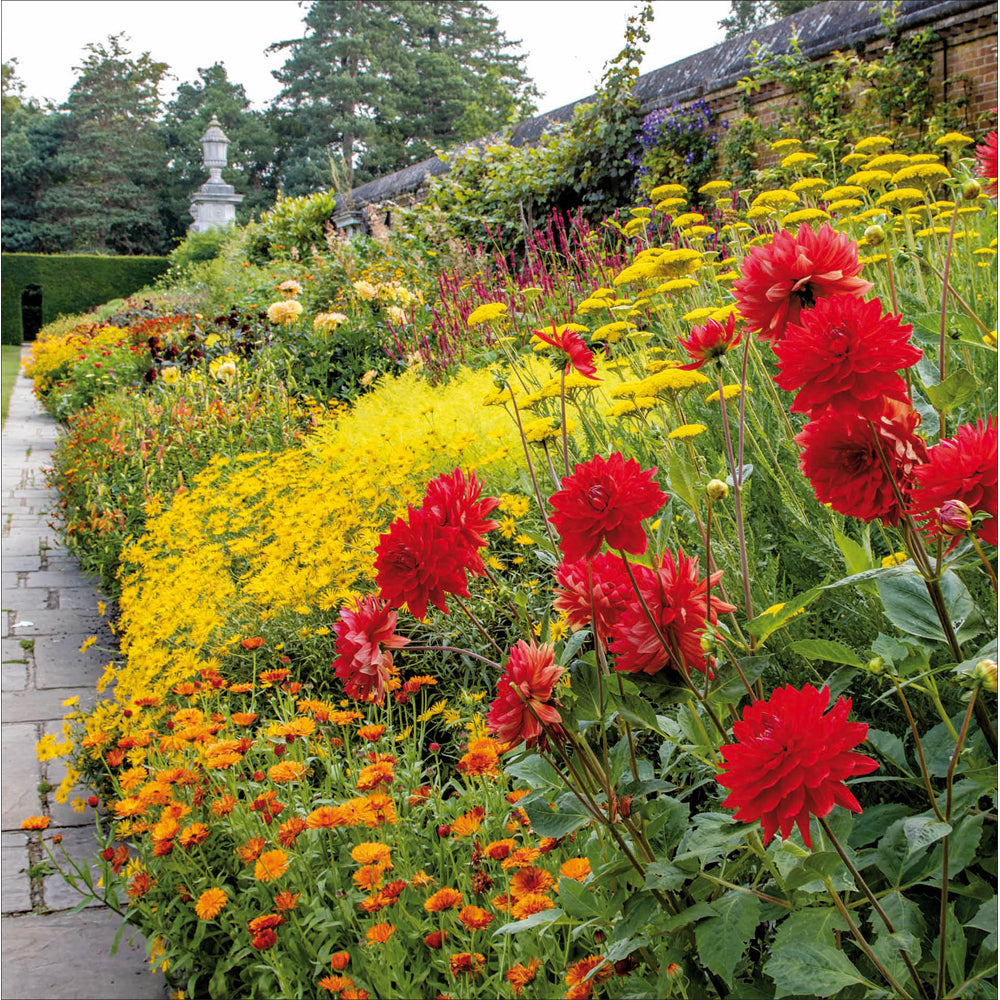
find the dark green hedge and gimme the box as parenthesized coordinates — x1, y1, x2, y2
(2, 254, 170, 345)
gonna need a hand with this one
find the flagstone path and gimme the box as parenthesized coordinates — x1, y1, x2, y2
(1, 348, 167, 999)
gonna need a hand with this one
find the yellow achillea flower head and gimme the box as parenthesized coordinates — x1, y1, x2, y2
(467, 302, 508, 327)
(650, 183, 687, 199)
(780, 151, 819, 168)
(770, 138, 802, 151)
(782, 208, 832, 226)
(935, 132, 973, 149)
(865, 153, 910, 172)
(789, 177, 828, 195)
(591, 321, 636, 342)
(854, 135, 893, 154)
(751, 188, 799, 209)
(706, 384, 753, 402)
(698, 179, 732, 195)
(668, 423, 707, 439)
(891, 163, 950, 186)
(876, 188, 926, 208)
(845, 169, 893, 188)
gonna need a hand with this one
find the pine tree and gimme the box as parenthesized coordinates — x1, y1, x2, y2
(35, 34, 171, 255)
(269, 0, 536, 194)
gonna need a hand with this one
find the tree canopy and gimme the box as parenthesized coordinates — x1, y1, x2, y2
(718, 1, 825, 39)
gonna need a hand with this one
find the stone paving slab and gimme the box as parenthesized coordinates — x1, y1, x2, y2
(1, 834, 31, 915)
(38, 826, 104, 911)
(0, 909, 167, 999)
(34, 634, 115, 689)
(2, 687, 99, 725)
(7, 610, 104, 636)
(1, 587, 58, 612)
(2, 722, 41, 831)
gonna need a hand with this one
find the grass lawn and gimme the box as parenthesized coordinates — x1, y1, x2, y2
(2, 344, 23, 427)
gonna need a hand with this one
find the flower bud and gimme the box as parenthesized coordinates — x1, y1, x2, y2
(273, 743, 286, 756)
(252, 770, 265, 782)
(428, 742, 441, 752)
(866, 656, 884, 675)
(962, 180, 982, 201)
(974, 659, 998, 693)
(436, 824, 451, 838)
(863, 224, 885, 246)
(937, 499, 973, 536)
(706, 479, 729, 502)
(700, 632, 718, 656)
(101, 847, 115, 862)
(87, 796, 99, 808)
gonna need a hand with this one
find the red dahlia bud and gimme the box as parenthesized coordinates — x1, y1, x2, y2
(273, 744, 286, 756)
(122, 709, 133, 718)
(285, 734, 295, 744)
(938, 499, 973, 535)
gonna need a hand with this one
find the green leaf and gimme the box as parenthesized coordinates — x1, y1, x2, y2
(931, 902, 967, 992)
(924, 367, 977, 413)
(557, 877, 600, 920)
(695, 891, 761, 986)
(876, 569, 975, 643)
(766, 940, 871, 997)
(833, 525, 873, 577)
(789, 638, 865, 668)
(504, 754, 563, 791)
(967, 897, 998, 951)
(746, 588, 821, 641)
(568, 658, 604, 727)
(644, 861, 691, 892)
(524, 793, 593, 839)
(865, 729, 910, 774)
(668, 446, 699, 510)
(493, 907, 564, 935)
(901, 816, 952, 858)
(661, 901, 717, 932)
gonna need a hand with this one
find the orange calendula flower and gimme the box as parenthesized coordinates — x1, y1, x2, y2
(21, 816, 51, 831)
(353, 867, 385, 891)
(240, 637, 265, 650)
(559, 857, 592, 881)
(274, 890, 300, 911)
(177, 823, 210, 849)
(424, 886, 463, 912)
(230, 712, 258, 727)
(259, 668, 291, 684)
(410, 869, 436, 888)
(330, 951, 351, 970)
(306, 805, 349, 828)
(510, 865, 555, 899)
(194, 887, 228, 920)
(237, 837, 268, 864)
(457, 736, 501, 777)
(449, 952, 486, 978)
(512, 892, 555, 920)
(564, 955, 613, 999)
(126, 872, 155, 899)
(365, 921, 395, 944)
(319, 974, 354, 994)
(458, 905, 494, 930)
(228, 682, 254, 693)
(268, 761, 305, 783)
(501, 846, 541, 871)
(354, 761, 394, 791)
(450, 806, 485, 838)
(254, 849, 290, 881)
(211, 795, 237, 817)
(277, 816, 307, 847)
(357, 724, 387, 741)
(507, 958, 542, 996)
(484, 839, 516, 860)
(351, 842, 392, 867)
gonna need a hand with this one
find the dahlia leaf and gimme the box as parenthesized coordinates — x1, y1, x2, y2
(924, 366, 977, 414)
(504, 754, 562, 792)
(931, 901, 968, 994)
(667, 447, 698, 510)
(789, 638, 865, 668)
(901, 815, 952, 858)
(766, 939, 871, 998)
(967, 896, 998, 951)
(833, 525, 874, 578)
(875, 569, 975, 643)
(557, 877, 601, 919)
(694, 890, 761, 986)
(524, 793, 592, 838)
(870, 929, 919, 992)
(493, 907, 564, 936)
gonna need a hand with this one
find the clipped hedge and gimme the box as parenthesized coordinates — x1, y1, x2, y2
(1, 253, 169, 344)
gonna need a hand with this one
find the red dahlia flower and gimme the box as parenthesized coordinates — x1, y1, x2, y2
(795, 398, 927, 525)
(678, 312, 742, 369)
(609, 550, 735, 677)
(910, 417, 998, 546)
(733, 224, 872, 343)
(718, 683, 878, 847)
(532, 324, 600, 380)
(549, 453, 668, 562)
(374, 508, 470, 619)
(553, 551, 632, 640)
(486, 640, 563, 747)
(975, 131, 998, 197)
(421, 468, 499, 574)
(332, 596, 410, 704)
(774, 295, 921, 420)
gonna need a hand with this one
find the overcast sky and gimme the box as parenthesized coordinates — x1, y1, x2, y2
(1, 0, 729, 115)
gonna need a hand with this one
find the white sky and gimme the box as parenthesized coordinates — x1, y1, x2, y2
(1, 0, 729, 116)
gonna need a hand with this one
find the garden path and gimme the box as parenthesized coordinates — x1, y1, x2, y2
(1, 347, 167, 999)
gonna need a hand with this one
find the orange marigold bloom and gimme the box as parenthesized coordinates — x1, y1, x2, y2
(330, 951, 351, 970)
(510, 865, 555, 899)
(254, 849, 290, 882)
(501, 846, 541, 871)
(507, 958, 542, 996)
(492, 892, 512, 913)
(151, 817, 179, 843)
(330, 710, 365, 726)
(506, 789, 529, 804)
(410, 869, 436, 888)
(458, 905, 494, 930)
(512, 892, 555, 920)
(152, 840, 175, 857)
(407, 786, 432, 807)
(424, 930, 448, 949)
(178, 823, 210, 849)
(21, 816, 51, 831)
(342, 989, 369, 1000)
(277, 816, 307, 847)
(450, 806, 485, 838)
(272, 717, 316, 739)
(248, 913, 286, 933)
(231, 712, 258, 727)
(240, 637, 266, 650)
(319, 974, 354, 994)
(485, 838, 516, 860)
(228, 682, 254, 693)
(449, 953, 486, 978)
(424, 886, 463, 912)
(211, 795, 237, 817)
(365, 922, 395, 944)
(113, 797, 145, 818)
(274, 890, 300, 911)
(237, 838, 267, 864)
(259, 668, 291, 684)
(565, 955, 613, 998)
(559, 857, 592, 881)
(268, 761, 306, 783)
(353, 866, 385, 891)
(126, 872, 155, 899)
(357, 724, 387, 741)
(457, 736, 501, 777)
(355, 793, 396, 827)
(351, 841, 392, 867)
(355, 761, 394, 792)
(194, 887, 228, 920)
(307, 805, 349, 829)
